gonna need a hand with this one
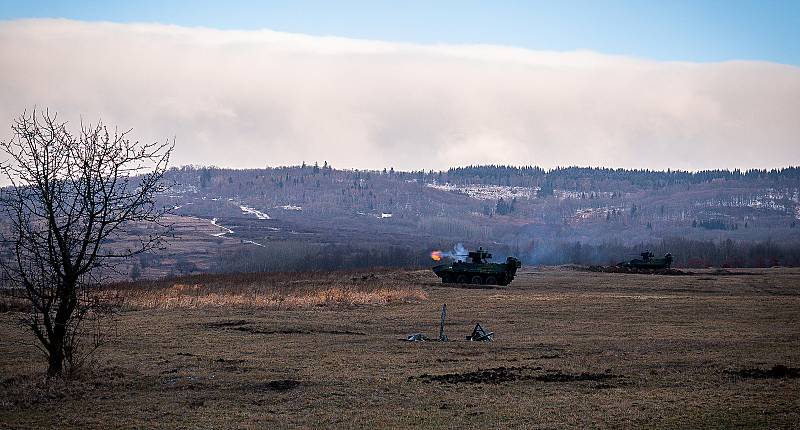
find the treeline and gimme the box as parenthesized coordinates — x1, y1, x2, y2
(172, 164, 800, 193)
(211, 241, 431, 273)
(527, 237, 800, 268)
(445, 165, 800, 189)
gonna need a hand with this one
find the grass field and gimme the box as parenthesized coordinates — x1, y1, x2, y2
(1, 268, 799, 428)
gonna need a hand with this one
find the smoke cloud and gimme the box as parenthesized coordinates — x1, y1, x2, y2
(1, 19, 799, 172)
(432, 243, 469, 262)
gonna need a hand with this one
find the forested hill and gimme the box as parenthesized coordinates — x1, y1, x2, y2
(121, 163, 799, 275)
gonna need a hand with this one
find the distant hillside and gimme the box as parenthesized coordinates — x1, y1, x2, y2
(7, 163, 795, 281)
(108, 163, 800, 277)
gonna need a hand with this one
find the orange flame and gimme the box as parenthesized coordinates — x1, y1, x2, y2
(431, 251, 443, 261)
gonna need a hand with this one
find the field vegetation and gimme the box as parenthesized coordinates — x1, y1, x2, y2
(104, 271, 428, 310)
(2, 268, 798, 428)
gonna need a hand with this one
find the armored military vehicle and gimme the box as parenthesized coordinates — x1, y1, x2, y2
(432, 247, 521, 286)
(618, 251, 673, 270)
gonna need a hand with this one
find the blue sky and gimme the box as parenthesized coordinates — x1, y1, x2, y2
(2, 0, 799, 65)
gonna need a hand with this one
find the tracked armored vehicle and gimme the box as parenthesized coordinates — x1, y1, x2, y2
(618, 251, 673, 270)
(432, 247, 521, 286)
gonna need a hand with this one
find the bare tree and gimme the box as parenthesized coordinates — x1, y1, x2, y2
(0, 109, 172, 376)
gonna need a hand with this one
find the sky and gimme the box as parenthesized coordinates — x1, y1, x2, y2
(2, 0, 799, 65)
(0, 1, 799, 172)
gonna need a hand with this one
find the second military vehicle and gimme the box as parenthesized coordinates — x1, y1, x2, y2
(618, 251, 673, 270)
(432, 247, 521, 286)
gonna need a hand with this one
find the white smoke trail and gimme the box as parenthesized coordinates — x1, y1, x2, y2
(437, 243, 468, 262)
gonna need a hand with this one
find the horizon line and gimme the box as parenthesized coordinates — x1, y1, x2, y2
(170, 163, 800, 175)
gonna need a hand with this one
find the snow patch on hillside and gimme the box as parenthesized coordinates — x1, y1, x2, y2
(210, 218, 234, 237)
(556, 190, 615, 200)
(242, 239, 266, 247)
(240, 205, 271, 219)
(572, 206, 624, 222)
(696, 188, 800, 215)
(426, 183, 537, 200)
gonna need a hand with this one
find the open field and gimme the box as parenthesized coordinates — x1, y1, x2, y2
(1, 268, 799, 428)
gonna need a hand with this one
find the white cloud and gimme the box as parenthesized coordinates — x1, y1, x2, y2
(1, 18, 798, 172)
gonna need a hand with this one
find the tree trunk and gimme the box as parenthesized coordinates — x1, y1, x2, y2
(47, 282, 75, 377)
(47, 342, 64, 376)
(48, 304, 69, 376)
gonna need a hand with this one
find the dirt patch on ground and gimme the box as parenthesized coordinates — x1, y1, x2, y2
(414, 366, 618, 385)
(253, 380, 301, 391)
(437, 283, 505, 290)
(232, 326, 366, 336)
(586, 266, 692, 275)
(205, 319, 251, 328)
(724, 365, 800, 379)
(205, 321, 366, 336)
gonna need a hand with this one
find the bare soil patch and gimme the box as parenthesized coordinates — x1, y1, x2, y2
(725, 365, 800, 379)
(586, 265, 692, 275)
(415, 366, 618, 384)
(254, 379, 301, 391)
(204, 319, 366, 335)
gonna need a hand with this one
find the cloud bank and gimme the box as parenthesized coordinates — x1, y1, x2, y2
(1, 18, 799, 171)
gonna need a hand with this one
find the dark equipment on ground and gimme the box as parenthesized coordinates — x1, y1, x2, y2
(402, 305, 495, 342)
(466, 323, 493, 342)
(432, 247, 521, 286)
(618, 250, 674, 270)
(438, 304, 448, 342)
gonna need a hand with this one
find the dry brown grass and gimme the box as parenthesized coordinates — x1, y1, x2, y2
(1, 267, 799, 429)
(0, 289, 29, 313)
(103, 271, 428, 310)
